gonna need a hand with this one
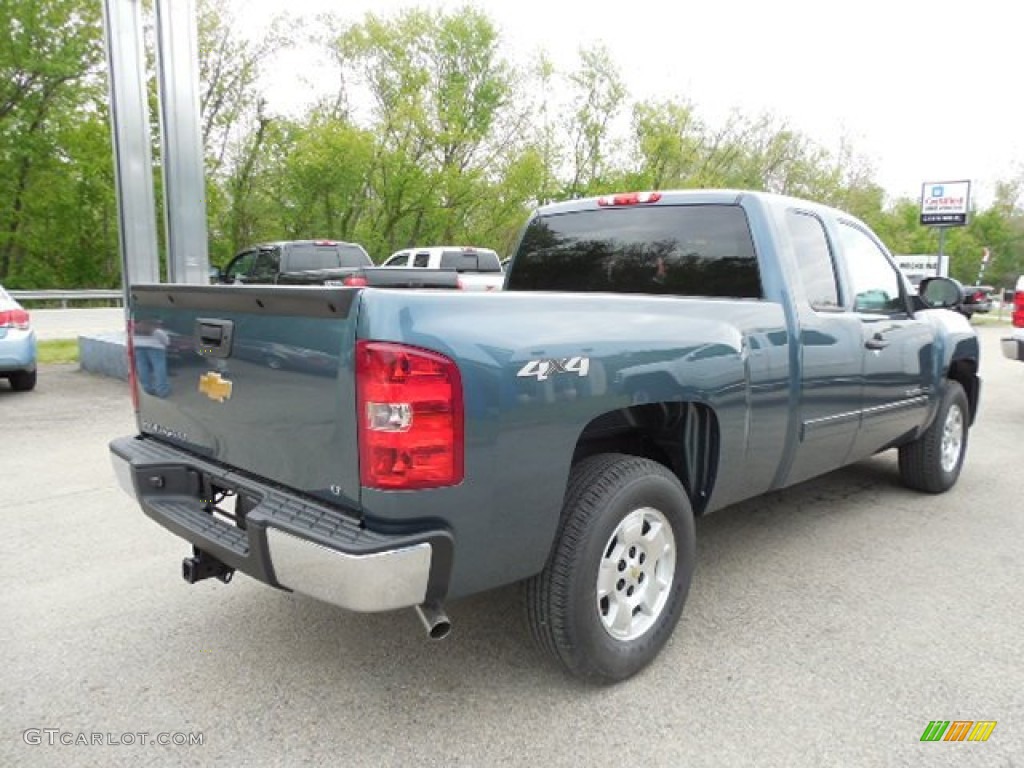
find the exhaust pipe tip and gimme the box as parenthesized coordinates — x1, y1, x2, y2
(427, 619, 451, 640)
(414, 602, 451, 640)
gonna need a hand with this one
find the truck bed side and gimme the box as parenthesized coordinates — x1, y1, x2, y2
(355, 289, 790, 598)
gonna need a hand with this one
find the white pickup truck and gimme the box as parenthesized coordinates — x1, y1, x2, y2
(382, 246, 504, 291)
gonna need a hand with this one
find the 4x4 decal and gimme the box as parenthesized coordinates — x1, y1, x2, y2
(516, 356, 590, 382)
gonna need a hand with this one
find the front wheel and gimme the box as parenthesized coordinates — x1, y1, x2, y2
(525, 454, 696, 683)
(9, 370, 36, 392)
(898, 380, 969, 493)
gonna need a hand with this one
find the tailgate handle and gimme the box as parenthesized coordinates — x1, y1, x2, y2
(196, 318, 234, 358)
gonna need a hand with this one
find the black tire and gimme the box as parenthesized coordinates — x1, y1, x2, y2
(898, 380, 968, 493)
(9, 369, 36, 392)
(525, 453, 696, 683)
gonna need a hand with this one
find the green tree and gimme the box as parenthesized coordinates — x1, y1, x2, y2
(281, 111, 376, 241)
(564, 44, 627, 197)
(0, 0, 109, 286)
(329, 6, 516, 257)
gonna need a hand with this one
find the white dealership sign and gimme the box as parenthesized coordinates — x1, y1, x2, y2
(920, 180, 971, 227)
(894, 253, 949, 277)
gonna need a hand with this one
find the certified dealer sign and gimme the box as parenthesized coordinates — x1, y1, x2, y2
(920, 180, 971, 226)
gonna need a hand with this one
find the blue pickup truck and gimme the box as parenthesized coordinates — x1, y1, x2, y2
(110, 190, 980, 682)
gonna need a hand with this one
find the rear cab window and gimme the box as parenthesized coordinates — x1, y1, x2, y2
(439, 250, 502, 273)
(286, 243, 370, 271)
(507, 204, 762, 298)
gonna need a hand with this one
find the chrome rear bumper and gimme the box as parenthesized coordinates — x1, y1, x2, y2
(110, 436, 451, 612)
(266, 528, 431, 611)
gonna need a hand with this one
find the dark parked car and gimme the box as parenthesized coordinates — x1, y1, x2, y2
(211, 240, 372, 285)
(960, 285, 994, 317)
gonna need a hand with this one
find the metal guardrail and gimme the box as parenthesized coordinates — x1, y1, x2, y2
(10, 289, 124, 308)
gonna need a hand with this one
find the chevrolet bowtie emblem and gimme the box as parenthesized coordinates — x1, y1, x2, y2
(199, 371, 233, 403)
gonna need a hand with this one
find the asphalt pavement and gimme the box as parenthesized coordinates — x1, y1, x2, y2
(0, 325, 1021, 767)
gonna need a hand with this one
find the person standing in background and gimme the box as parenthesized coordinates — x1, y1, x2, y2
(132, 316, 170, 397)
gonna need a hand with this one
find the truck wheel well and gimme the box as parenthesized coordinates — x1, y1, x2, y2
(571, 402, 718, 515)
(948, 359, 979, 424)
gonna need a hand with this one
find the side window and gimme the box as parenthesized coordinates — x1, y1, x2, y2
(787, 211, 839, 310)
(224, 251, 256, 283)
(413, 252, 430, 268)
(339, 245, 371, 267)
(250, 249, 280, 281)
(838, 222, 904, 315)
(383, 252, 409, 267)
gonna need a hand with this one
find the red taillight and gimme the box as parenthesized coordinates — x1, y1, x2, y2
(0, 308, 30, 329)
(356, 341, 463, 490)
(343, 275, 368, 287)
(973, 291, 985, 302)
(314, 240, 337, 246)
(1013, 290, 1024, 328)
(126, 321, 139, 412)
(597, 191, 662, 207)
(456, 277, 464, 290)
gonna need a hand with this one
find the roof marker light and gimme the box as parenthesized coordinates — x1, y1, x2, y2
(596, 191, 663, 207)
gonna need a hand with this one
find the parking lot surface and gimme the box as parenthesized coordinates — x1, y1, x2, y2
(1, 325, 1021, 767)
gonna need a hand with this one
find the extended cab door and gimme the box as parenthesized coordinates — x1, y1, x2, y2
(785, 210, 865, 486)
(835, 220, 935, 460)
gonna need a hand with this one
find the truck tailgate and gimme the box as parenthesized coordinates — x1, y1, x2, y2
(130, 284, 362, 508)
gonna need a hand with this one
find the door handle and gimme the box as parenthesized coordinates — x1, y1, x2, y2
(865, 334, 889, 351)
(196, 318, 235, 358)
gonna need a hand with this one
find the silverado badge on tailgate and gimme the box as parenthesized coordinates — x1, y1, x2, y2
(199, 371, 233, 403)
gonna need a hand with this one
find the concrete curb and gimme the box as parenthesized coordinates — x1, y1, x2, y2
(79, 332, 129, 381)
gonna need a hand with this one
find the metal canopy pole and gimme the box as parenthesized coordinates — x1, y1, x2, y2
(102, 0, 161, 293)
(155, 0, 210, 284)
(938, 227, 947, 276)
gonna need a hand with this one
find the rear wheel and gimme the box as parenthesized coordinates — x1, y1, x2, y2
(9, 370, 36, 392)
(525, 453, 695, 683)
(898, 380, 968, 493)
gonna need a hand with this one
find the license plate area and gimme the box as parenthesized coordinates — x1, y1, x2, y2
(201, 476, 261, 531)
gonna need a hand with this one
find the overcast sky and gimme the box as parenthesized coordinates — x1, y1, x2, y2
(231, 0, 1022, 206)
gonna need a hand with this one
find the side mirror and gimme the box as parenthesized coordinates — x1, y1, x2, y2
(919, 276, 963, 309)
(209, 266, 224, 284)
